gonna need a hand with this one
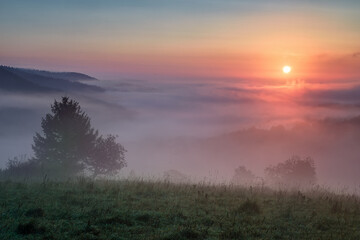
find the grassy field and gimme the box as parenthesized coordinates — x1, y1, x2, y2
(0, 179, 359, 240)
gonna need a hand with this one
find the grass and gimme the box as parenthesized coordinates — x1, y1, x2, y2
(0, 179, 360, 239)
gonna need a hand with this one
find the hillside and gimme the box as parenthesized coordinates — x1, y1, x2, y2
(0, 66, 103, 93)
(0, 67, 51, 93)
(0, 179, 359, 239)
(17, 68, 97, 82)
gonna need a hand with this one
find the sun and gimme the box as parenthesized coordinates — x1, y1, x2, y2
(283, 65, 292, 74)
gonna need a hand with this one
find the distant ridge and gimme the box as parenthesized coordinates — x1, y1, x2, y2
(0, 65, 103, 93)
(0, 67, 52, 93)
(17, 68, 97, 82)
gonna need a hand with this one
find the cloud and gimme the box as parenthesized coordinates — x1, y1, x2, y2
(298, 101, 360, 110)
(103, 80, 158, 93)
(125, 114, 360, 187)
(302, 84, 360, 103)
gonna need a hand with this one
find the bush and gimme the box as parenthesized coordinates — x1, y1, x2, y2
(1, 155, 40, 179)
(236, 199, 261, 215)
(16, 221, 46, 235)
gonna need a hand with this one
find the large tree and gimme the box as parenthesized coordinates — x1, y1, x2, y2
(32, 96, 126, 178)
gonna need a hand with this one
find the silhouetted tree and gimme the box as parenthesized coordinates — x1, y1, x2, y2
(88, 135, 126, 177)
(231, 166, 256, 185)
(32, 97, 126, 178)
(265, 155, 316, 188)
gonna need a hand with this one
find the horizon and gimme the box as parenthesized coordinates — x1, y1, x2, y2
(0, 1, 360, 188)
(2, 2, 360, 238)
(1, 0, 359, 80)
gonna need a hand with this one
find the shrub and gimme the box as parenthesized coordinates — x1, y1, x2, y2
(2, 155, 40, 179)
(236, 199, 261, 215)
(16, 221, 46, 235)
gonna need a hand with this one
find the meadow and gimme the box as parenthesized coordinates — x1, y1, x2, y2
(0, 178, 359, 240)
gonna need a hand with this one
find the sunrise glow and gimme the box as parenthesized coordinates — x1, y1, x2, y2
(1, 1, 360, 237)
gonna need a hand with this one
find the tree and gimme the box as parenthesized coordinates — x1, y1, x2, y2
(88, 135, 126, 177)
(32, 96, 126, 178)
(231, 166, 256, 185)
(264, 155, 316, 188)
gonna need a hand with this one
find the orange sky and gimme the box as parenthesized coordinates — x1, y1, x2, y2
(0, 1, 359, 81)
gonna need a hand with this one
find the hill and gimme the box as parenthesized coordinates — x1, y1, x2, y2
(0, 66, 103, 93)
(0, 67, 51, 92)
(0, 179, 359, 239)
(17, 68, 97, 82)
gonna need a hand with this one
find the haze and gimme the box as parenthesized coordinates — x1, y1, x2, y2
(1, 0, 360, 190)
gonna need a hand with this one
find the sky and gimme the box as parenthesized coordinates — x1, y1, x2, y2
(0, 0, 359, 80)
(1, 0, 360, 185)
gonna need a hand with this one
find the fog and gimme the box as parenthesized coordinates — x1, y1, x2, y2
(1, 76, 360, 191)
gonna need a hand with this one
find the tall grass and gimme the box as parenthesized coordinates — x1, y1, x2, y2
(0, 178, 359, 239)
